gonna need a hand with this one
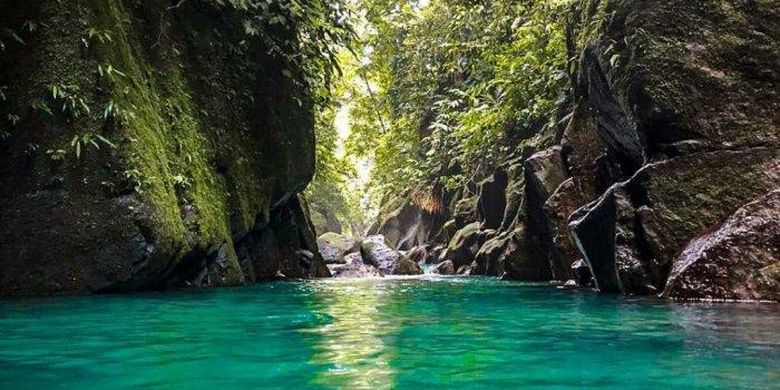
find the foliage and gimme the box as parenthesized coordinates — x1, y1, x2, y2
(210, 0, 356, 105)
(347, 0, 575, 203)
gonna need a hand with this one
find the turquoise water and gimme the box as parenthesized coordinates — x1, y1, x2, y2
(1, 276, 778, 389)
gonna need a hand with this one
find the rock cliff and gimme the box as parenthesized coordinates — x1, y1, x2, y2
(0, 0, 329, 295)
(373, 0, 779, 301)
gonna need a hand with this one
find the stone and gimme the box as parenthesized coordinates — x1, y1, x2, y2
(329, 253, 383, 278)
(433, 260, 456, 275)
(570, 148, 778, 295)
(317, 232, 358, 265)
(571, 259, 593, 287)
(544, 178, 598, 280)
(392, 256, 423, 276)
(472, 232, 512, 276)
(443, 222, 482, 269)
(360, 235, 402, 274)
(663, 190, 780, 302)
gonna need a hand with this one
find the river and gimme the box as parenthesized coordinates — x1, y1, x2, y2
(1, 276, 777, 389)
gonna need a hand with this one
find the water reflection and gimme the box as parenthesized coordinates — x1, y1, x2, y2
(304, 279, 398, 388)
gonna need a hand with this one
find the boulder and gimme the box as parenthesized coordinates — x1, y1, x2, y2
(359, 235, 402, 274)
(571, 259, 593, 287)
(329, 253, 383, 278)
(406, 245, 429, 264)
(392, 256, 423, 276)
(358, 234, 421, 275)
(317, 232, 358, 264)
(663, 190, 780, 302)
(570, 148, 778, 295)
(433, 260, 456, 275)
(472, 232, 512, 276)
(443, 222, 482, 268)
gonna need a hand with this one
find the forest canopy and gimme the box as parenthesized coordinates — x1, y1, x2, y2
(307, 0, 576, 234)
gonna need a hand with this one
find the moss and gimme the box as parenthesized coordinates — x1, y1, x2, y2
(86, 0, 248, 273)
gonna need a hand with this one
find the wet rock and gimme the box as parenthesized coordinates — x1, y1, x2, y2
(454, 196, 479, 227)
(544, 178, 597, 280)
(500, 225, 553, 282)
(577, 0, 778, 166)
(558, 280, 577, 290)
(358, 235, 421, 275)
(329, 253, 383, 278)
(360, 235, 402, 274)
(374, 191, 448, 250)
(472, 232, 512, 276)
(570, 148, 778, 295)
(443, 222, 482, 269)
(571, 259, 593, 287)
(317, 232, 358, 264)
(523, 147, 569, 279)
(499, 159, 527, 232)
(392, 255, 423, 276)
(663, 190, 780, 302)
(433, 260, 456, 275)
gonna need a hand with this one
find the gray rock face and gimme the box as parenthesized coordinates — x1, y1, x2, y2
(663, 190, 780, 302)
(477, 170, 508, 230)
(570, 149, 778, 295)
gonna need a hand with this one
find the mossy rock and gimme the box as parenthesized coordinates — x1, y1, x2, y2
(0, 0, 320, 295)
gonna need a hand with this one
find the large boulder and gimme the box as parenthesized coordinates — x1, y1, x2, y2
(392, 256, 423, 276)
(433, 260, 456, 275)
(317, 232, 358, 265)
(329, 252, 382, 278)
(359, 235, 401, 274)
(570, 148, 778, 295)
(663, 190, 780, 302)
(358, 235, 421, 275)
(442, 222, 483, 269)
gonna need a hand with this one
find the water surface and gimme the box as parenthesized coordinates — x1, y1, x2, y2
(1, 276, 778, 389)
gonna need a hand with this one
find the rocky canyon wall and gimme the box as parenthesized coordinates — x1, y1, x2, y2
(0, 0, 329, 296)
(374, 0, 779, 301)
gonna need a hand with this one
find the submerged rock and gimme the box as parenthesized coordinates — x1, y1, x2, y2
(663, 191, 780, 302)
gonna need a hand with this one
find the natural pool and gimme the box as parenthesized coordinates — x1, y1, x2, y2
(1, 276, 777, 389)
